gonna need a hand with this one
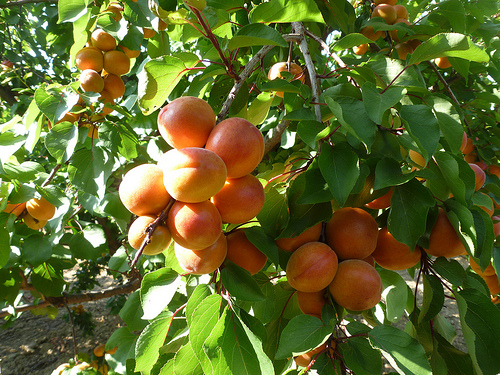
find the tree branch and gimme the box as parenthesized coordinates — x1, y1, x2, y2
(264, 119, 291, 155)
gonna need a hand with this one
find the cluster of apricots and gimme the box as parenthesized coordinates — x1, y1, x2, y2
(3, 196, 56, 230)
(119, 96, 268, 275)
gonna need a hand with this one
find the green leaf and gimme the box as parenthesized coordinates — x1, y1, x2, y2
(379, 269, 408, 323)
(444, 199, 476, 255)
(369, 56, 426, 88)
(471, 208, 494, 263)
(186, 284, 212, 324)
(58, 0, 89, 23)
(99, 121, 139, 161)
(456, 289, 500, 375)
(434, 0, 466, 33)
(429, 96, 463, 156)
(314, 0, 355, 34)
(68, 225, 107, 261)
(373, 158, 415, 190)
(388, 179, 435, 250)
(140, 268, 181, 320)
(275, 314, 331, 359)
(319, 142, 359, 207)
(135, 312, 174, 375)
(297, 120, 324, 149)
(0, 227, 10, 268)
(22, 234, 52, 267)
(332, 33, 373, 51)
(119, 291, 149, 332)
(31, 263, 65, 297)
(245, 226, 280, 266)
(296, 161, 334, 204)
(433, 152, 468, 205)
(257, 183, 289, 239)
(44, 122, 79, 164)
(172, 342, 203, 375)
(369, 325, 432, 375)
(220, 262, 266, 301)
(362, 82, 406, 124)
(247, 92, 274, 126)
(341, 336, 383, 375)
(431, 257, 467, 287)
(419, 274, 445, 323)
(106, 327, 139, 372)
(250, 0, 325, 23)
(228, 24, 287, 50)
(34, 84, 79, 125)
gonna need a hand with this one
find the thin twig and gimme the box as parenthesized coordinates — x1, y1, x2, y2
(304, 29, 347, 69)
(63, 302, 78, 360)
(41, 164, 62, 188)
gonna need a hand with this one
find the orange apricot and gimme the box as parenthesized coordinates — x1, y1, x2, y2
(464, 152, 477, 163)
(23, 214, 48, 230)
(275, 222, 323, 252)
(205, 117, 265, 179)
(361, 26, 384, 41)
(157, 147, 227, 203)
(118, 164, 171, 216)
(103, 74, 125, 99)
(94, 344, 106, 357)
(325, 207, 379, 260)
(488, 165, 500, 179)
(482, 273, 500, 295)
(267, 62, 305, 98)
(142, 28, 156, 39)
(167, 200, 222, 250)
(365, 187, 393, 210)
(294, 342, 327, 368)
(435, 57, 451, 69)
(79, 69, 105, 93)
(469, 163, 486, 191)
(390, 18, 411, 42)
(329, 259, 382, 311)
(119, 45, 140, 59)
(91, 29, 117, 52)
(372, 227, 422, 270)
(103, 50, 130, 76)
(296, 290, 328, 316)
(424, 208, 466, 258)
(97, 90, 115, 115)
(157, 96, 216, 149)
(353, 43, 369, 55)
(407, 39, 421, 50)
(374, 0, 397, 5)
(128, 215, 171, 255)
(461, 132, 474, 154)
(211, 174, 265, 224)
(286, 242, 338, 293)
(469, 257, 496, 277)
(175, 232, 227, 275)
(393, 4, 409, 19)
(75, 47, 103, 72)
(225, 229, 268, 275)
(394, 42, 414, 60)
(372, 4, 398, 24)
(26, 197, 56, 221)
(106, 2, 123, 21)
(3, 202, 26, 216)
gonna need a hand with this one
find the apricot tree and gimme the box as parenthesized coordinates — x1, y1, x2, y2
(1, 0, 500, 374)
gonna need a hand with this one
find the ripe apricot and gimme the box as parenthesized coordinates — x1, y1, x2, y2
(3, 202, 26, 216)
(374, 0, 397, 5)
(275, 222, 323, 252)
(473, 161, 488, 171)
(175, 232, 227, 274)
(167, 200, 222, 250)
(424, 208, 466, 258)
(407, 39, 421, 50)
(482, 273, 500, 295)
(294, 342, 327, 367)
(205, 117, 265, 179)
(23, 214, 48, 230)
(106, 346, 117, 355)
(26, 197, 56, 221)
(372, 227, 422, 270)
(267, 62, 305, 97)
(488, 165, 500, 179)
(286, 242, 338, 293)
(469, 257, 496, 277)
(106, 2, 123, 21)
(103, 74, 125, 99)
(435, 57, 451, 69)
(329, 259, 382, 311)
(91, 29, 117, 52)
(361, 26, 383, 41)
(128, 215, 172, 255)
(464, 152, 477, 163)
(365, 187, 393, 210)
(211, 174, 265, 224)
(296, 290, 328, 316)
(461, 132, 474, 154)
(325, 207, 379, 260)
(94, 344, 106, 357)
(158, 147, 227, 203)
(119, 45, 140, 59)
(225, 229, 268, 275)
(393, 4, 409, 19)
(79, 69, 105, 93)
(390, 18, 411, 42)
(372, 4, 398, 25)
(103, 50, 130, 76)
(469, 163, 485, 191)
(394, 42, 413, 60)
(75, 47, 104, 72)
(118, 164, 171, 216)
(353, 43, 369, 55)
(157, 96, 216, 149)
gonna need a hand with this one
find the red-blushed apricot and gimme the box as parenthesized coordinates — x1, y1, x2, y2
(119, 45, 140, 59)
(23, 214, 48, 230)
(325, 207, 379, 260)
(3, 202, 26, 216)
(296, 290, 328, 316)
(275, 222, 323, 252)
(329, 259, 382, 311)
(435, 57, 452, 69)
(118, 164, 171, 216)
(157, 147, 227, 203)
(482, 273, 500, 295)
(205, 117, 265, 179)
(353, 43, 369, 55)
(461, 132, 474, 154)
(372, 4, 398, 24)
(390, 18, 411, 42)
(267, 62, 305, 98)
(167, 200, 222, 250)
(75, 47, 103, 72)
(103, 50, 130, 76)
(225, 229, 268, 275)
(469, 163, 486, 191)
(211, 174, 265, 224)
(26, 197, 56, 221)
(464, 152, 477, 163)
(286, 242, 338, 293)
(128, 215, 171, 255)
(469, 257, 496, 277)
(79, 69, 104, 93)
(103, 74, 125, 99)
(372, 227, 422, 270)
(157, 96, 216, 149)
(424, 208, 466, 258)
(365, 187, 393, 210)
(91, 29, 117, 52)
(175, 232, 227, 274)
(473, 161, 488, 171)
(361, 26, 383, 41)
(488, 165, 500, 179)
(395, 42, 413, 60)
(393, 4, 409, 19)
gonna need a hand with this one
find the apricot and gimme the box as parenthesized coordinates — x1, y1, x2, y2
(267, 62, 305, 98)
(407, 39, 421, 50)
(79, 69, 104, 93)
(205, 117, 265, 179)
(103, 50, 130, 76)
(374, 0, 397, 5)
(464, 152, 477, 163)
(286, 242, 338, 293)
(469, 257, 496, 277)
(211, 174, 265, 224)
(482, 273, 500, 295)
(26, 197, 56, 221)
(175, 232, 227, 275)
(118, 164, 171, 216)
(106, 2, 123, 21)
(3, 202, 26, 216)
(94, 344, 106, 357)
(361, 26, 383, 41)
(167, 200, 222, 250)
(393, 4, 409, 20)
(372, 4, 398, 25)
(329, 259, 382, 311)
(325, 207, 379, 260)
(473, 161, 488, 171)
(275, 222, 323, 252)
(75, 47, 103, 72)
(91, 29, 116, 52)
(103, 74, 125, 99)
(158, 147, 227, 203)
(97, 90, 115, 115)
(424, 208, 466, 258)
(142, 28, 156, 39)
(23, 214, 48, 230)
(225, 229, 268, 275)
(394, 42, 413, 60)
(372, 227, 422, 270)
(128, 215, 171, 256)
(390, 18, 411, 42)
(294, 342, 327, 368)
(435, 56, 451, 69)
(365, 187, 393, 210)
(488, 165, 500, 179)
(157, 96, 216, 149)
(119, 45, 140, 59)
(296, 290, 328, 316)
(469, 163, 485, 191)
(461, 132, 474, 154)
(353, 43, 369, 55)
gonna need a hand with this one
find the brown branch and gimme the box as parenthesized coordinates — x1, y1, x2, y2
(41, 163, 62, 188)
(0, 0, 57, 8)
(264, 119, 291, 155)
